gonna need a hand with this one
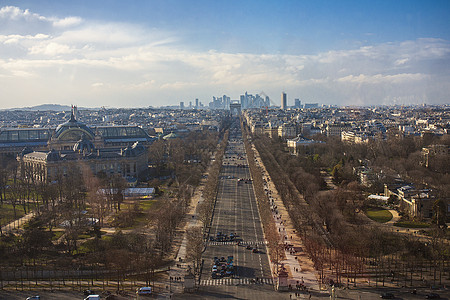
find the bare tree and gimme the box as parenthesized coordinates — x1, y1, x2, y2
(186, 226, 203, 274)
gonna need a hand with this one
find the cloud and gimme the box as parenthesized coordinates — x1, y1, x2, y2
(0, 6, 47, 22)
(0, 5, 449, 108)
(29, 42, 74, 56)
(336, 73, 428, 84)
(52, 16, 82, 28)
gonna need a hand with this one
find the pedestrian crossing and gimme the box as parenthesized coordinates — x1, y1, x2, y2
(208, 240, 268, 246)
(200, 277, 273, 286)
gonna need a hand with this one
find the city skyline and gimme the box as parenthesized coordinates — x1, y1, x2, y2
(0, 0, 449, 109)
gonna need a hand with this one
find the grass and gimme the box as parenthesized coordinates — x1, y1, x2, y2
(139, 199, 156, 211)
(394, 220, 430, 228)
(51, 230, 64, 241)
(0, 203, 26, 223)
(366, 208, 393, 223)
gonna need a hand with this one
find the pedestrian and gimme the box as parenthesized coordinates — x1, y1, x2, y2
(308, 293, 311, 299)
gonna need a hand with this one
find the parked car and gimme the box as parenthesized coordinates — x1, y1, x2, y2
(136, 286, 152, 295)
(380, 293, 395, 299)
(426, 293, 440, 299)
(84, 295, 101, 300)
(83, 290, 95, 296)
(26, 296, 40, 300)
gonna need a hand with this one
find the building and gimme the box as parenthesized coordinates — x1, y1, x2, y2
(304, 103, 318, 109)
(286, 135, 322, 155)
(421, 144, 449, 168)
(325, 123, 352, 137)
(230, 101, 241, 117)
(278, 123, 297, 139)
(281, 92, 287, 110)
(0, 108, 154, 157)
(19, 138, 147, 184)
(341, 131, 369, 144)
(0, 127, 52, 156)
(294, 98, 302, 109)
(15, 108, 151, 184)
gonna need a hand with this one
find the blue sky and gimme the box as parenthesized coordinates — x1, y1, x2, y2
(0, 0, 449, 108)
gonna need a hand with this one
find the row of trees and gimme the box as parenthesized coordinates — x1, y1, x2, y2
(196, 130, 229, 232)
(185, 126, 231, 275)
(240, 122, 286, 269)
(0, 127, 225, 288)
(249, 128, 450, 287)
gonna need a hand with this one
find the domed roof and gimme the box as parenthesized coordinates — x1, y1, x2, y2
(121, 144, 135, 157)
(73, 134, 95, 153)
(46, 149, 61, 161)
(54, 111, 95, 141)
(19, 146, 34, 157)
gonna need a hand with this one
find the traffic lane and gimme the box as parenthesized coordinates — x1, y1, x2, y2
(180, 284, 287, 300)
(0, 290, 132, 300)
(202, 139, 271, 281)
(208, 208, 263, 277)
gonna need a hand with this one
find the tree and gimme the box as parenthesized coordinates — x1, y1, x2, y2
(186, 226, 203, 275)
(21, 219, 53, 259)
(432, 199, 447, 231)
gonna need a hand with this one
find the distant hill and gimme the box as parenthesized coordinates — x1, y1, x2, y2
(6, 104, 95, 111)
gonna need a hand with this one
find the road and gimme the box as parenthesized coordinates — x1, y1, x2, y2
(196, 122, 276, 297)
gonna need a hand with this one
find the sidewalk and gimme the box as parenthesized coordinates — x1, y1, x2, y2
(252, 145, 320, 293)
(1, 211, 35, 235)
(162, 164, 212, 297)
(385, 209, 400, 225)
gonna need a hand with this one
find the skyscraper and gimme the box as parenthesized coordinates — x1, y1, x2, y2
(195, 98, 199, 109)
(295, 98, 301, 109)
(281, 92, 287, 110)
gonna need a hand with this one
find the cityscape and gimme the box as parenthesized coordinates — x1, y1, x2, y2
(0, 1, 449, 300)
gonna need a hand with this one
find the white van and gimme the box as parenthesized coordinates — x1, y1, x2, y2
(136, 286, 152, 295)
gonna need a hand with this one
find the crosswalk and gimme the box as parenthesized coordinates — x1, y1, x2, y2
(208, 240, 268, 246)
(200, 277, 274, 286)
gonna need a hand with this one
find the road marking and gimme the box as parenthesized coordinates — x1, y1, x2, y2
(200, 277, 274, 286)
(208, 241, 268, 246)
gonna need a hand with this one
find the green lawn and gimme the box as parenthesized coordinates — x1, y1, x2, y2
(394, 220, 430, 228)
(139, 199, 156, 211)
(366, 208, 393, 223)
(51, 230, 65, 241)
(0, 203, 26, 224)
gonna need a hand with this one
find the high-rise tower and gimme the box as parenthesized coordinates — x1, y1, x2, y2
(281, 92, 287, 110)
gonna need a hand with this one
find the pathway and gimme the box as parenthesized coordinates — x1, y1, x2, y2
(252, 144, 321, 293)
(1, 211, 35, 234)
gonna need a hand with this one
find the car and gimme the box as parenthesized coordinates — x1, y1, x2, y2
(136, 286, 152, 295)
(426, 293, 440, 299)
(83, 289, 95, 296)
(246, 245, 253, 250)
(380, 293, 395, 299)
(252, 248, 259, 253)
(26, 296, 40, 300)
(84, 295, 101, 300)
(212, 265, 218, 272)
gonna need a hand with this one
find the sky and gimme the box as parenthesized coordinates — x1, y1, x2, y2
(0, 0, 449, 108)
